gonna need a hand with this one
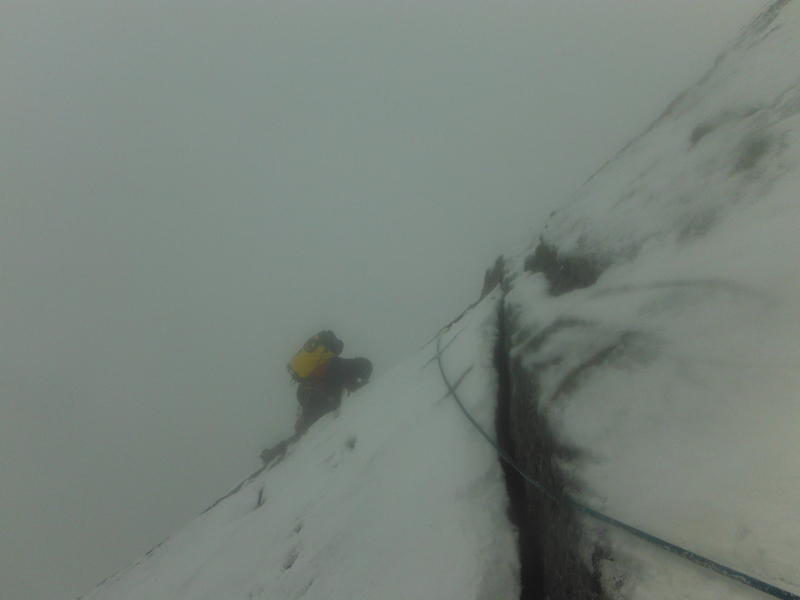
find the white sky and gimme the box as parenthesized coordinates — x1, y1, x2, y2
(0, 1, 768, 599)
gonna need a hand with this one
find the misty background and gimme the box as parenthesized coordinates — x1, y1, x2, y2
(0, 1, 767, 599)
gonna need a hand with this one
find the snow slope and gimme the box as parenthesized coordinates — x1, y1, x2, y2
(83, 2, 800, 599)
(503, 1, 800, 597)
(82, 293, 519, 600)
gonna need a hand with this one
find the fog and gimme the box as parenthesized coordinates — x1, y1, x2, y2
(0, 1, 767, 599)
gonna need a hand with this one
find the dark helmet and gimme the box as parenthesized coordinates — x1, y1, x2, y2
(344, 357, 372, 392)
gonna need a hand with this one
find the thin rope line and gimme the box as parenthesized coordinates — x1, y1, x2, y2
(435, 334, 799, 600)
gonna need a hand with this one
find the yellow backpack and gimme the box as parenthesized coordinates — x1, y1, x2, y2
(287, 330, 344, 381)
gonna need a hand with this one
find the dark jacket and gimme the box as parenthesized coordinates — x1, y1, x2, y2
(295, 357, 372, 432)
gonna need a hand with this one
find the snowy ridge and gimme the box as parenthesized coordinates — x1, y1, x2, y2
(81, 2, 800, 598)
(503, 1, 800, 598)
(544, 0, 800, 262)
(82, 293, 519, 600)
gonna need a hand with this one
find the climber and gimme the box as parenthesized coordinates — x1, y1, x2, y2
(287, 330, 372, 435)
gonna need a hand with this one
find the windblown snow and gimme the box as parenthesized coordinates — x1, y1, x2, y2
(83, 1, 800, 599)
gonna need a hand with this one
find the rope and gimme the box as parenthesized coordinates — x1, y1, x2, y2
(435, 334, 800, 600)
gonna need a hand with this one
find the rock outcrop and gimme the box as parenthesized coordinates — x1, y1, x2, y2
(497, 1, 800, 597)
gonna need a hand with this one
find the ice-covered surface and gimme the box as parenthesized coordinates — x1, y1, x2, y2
(505, 1, 800, 597)
(81, 293, 518, 600)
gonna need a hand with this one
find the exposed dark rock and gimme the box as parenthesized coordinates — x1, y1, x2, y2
(690, 121, 719, 145)
(493, 297, 662, 599)
(481, 255, 509, 300)
(432, 256, 509, 344)
(524, 242, 606, 296)
(689, 108, 759, 147)
(494, 303, 543, 600)
(507, 357, 607, 600)
(494, 305, 608, 600)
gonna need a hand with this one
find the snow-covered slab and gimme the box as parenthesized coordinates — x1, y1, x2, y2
(82, 293, 518, 600)
(505, 1, 800, 598)
(543, 0, 800, 265)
